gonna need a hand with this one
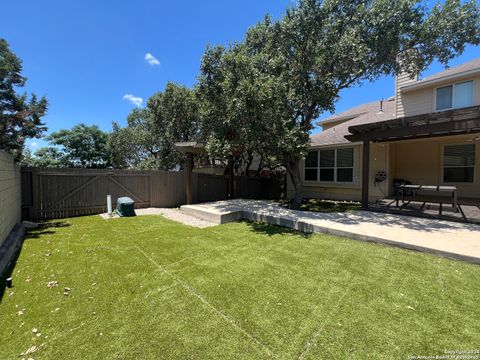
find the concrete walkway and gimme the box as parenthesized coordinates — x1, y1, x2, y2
(181, 199, 480, 264)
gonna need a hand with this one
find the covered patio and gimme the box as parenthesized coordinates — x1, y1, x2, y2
(370, 197, 480, 224)
(345, 105, 480, 223)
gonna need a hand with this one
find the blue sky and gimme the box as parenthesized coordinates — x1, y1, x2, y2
(1, 0, 479, 150)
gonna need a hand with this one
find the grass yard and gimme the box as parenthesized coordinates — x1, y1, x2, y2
(1, 215, 480, 359)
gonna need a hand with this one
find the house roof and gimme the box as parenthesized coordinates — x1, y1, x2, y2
(311, 58, 480, 147)
(317, 100, 392, 126)
(401, 58, 480, 92)
(310, 98, 396, 147)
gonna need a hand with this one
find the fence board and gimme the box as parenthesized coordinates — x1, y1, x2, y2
(21, 167, 283, 220)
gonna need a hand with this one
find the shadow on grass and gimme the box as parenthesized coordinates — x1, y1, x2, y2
(244, 221, 312, 239)
(0, 221, 71, 302)
(24, 221, 71, 240)
(279, 199, 361, 213)
(0, 242, 23, 303)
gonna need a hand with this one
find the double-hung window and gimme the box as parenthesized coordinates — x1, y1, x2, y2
(443, 144, 475, 183)
(304, 147, 354, 182)
(436, 81, 473, 111)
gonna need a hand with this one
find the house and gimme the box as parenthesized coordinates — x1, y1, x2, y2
(291, 58, 480, 208)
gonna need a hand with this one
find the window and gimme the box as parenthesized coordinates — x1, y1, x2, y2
(436, 81, 473, 111)
(336, 148, 354, 182)
(436, 85, 453, 110)
(454, 81, 474, 108)
(319, 149, 335, 181)
(443, 144, 475, 183)
(304, 147, 354, 182)
(304, 151, 318, 181)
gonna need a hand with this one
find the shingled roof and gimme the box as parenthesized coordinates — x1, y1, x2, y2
(418, 58, 480, 84)
(310, 98, 396, 146)
(317, 100, 390, 125)
(311, 57, 480, 147)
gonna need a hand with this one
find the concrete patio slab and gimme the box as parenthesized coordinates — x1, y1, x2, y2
(180, 199, 480, 264)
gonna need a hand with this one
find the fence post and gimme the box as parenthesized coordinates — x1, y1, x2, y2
(31, 168, 39, 219)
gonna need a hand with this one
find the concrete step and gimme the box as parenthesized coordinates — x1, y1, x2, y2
(180, 203, 243, 224)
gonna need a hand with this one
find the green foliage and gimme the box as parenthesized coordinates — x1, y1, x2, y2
(197, 0, 480, 204)
(110, 82, 200, 170)
(0, 39, 48, 160)
(45, 124, 111, 168)
(21, 146, 66, 167)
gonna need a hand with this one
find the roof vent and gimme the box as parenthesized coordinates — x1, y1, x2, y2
(377, 99, 384, 114)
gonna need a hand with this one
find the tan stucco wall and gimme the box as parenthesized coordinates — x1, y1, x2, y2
(290, 134, 480, 201)
(389, 134, 480, 198)
(288, 143, 390, 202)
(0, 151, 21, 247)
(397, 74, 480, 117)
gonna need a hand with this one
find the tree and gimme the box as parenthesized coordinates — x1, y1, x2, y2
(197, 43, 283, 175)
(110, 82, 200, 170)
(21, 146, 66, 167)
(47, 124, 110, 168)
(109, 111, 162, 169)
(238, 0, 480, 206)
(0, 39, 48, 160)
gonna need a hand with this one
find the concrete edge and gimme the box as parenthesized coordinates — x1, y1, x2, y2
(0, 223, 26, 279)
(180, 205, 243, 224)
(308, 223, 480, 265)
(182, 205, 480, 265)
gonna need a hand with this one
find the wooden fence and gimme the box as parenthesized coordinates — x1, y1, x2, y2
(21, 167, 283, 220)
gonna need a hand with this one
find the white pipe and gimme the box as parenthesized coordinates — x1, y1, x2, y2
(107, 195, 112, 215)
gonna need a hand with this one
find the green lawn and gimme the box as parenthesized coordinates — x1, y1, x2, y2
(1, 215, 479, 359)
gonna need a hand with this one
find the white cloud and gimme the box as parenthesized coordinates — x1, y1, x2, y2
(145, 53, 160, 66)
(123, 94, 143, 107)
(30, 142, 38, 148)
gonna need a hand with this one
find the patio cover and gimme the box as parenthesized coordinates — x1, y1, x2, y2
(343, 106, 480, 209)
(345, 105, 480, 143)
(174, 141, 237, 204)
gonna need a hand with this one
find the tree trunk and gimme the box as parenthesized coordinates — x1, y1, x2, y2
(243, 153, 254, 176)
(285, 156, 302, 208)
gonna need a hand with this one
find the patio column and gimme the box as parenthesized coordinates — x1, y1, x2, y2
(227, 155, 234, 199)
(186, 153, 193, 205)
(362, 140, 370, 209)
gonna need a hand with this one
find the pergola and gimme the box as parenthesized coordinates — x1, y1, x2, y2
(175, 142, 204, 205)
(344, 105, 480, 209)
(175, 141, 236, 204)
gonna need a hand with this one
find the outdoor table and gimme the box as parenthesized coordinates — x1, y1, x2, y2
(395, 184, 458, 212)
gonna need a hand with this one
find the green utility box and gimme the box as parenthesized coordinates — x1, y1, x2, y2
(116, 197, 136, 217)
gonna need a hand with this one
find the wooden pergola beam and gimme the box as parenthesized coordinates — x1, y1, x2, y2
(174, 141, 244, 203)
(175, 142, 205, 205)
(345, 106, 480, 143)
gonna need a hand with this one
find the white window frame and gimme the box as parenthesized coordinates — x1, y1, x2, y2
(441, 143, 476, 184)
(434, 80, 474, 112)
(303, 147, 354, 183)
